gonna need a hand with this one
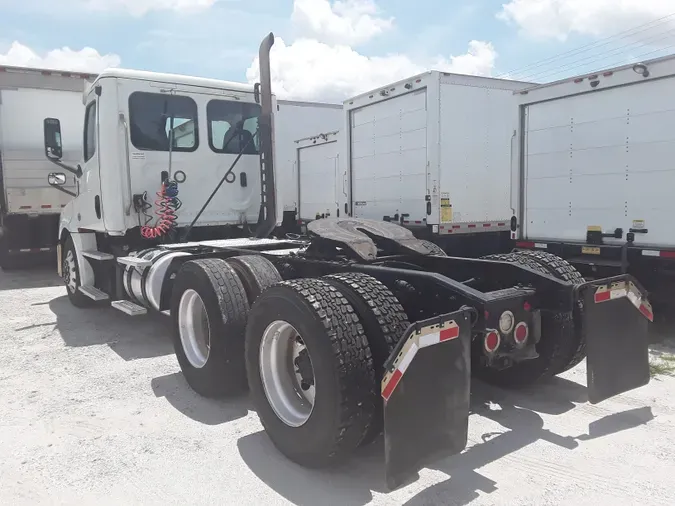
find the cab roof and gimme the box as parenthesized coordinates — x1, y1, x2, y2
(95, 68, 256, 94)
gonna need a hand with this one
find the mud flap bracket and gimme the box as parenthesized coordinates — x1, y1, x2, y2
(382, 307, 473, 490)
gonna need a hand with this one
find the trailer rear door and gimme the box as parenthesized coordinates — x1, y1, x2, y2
(523, 76, 675, 247)
(297, 132, 341, 220)
(350, 89, 427, 221)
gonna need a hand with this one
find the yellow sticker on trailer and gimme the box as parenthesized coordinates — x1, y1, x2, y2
(440, 193, 452, 223)
(582, 246, 601, 255)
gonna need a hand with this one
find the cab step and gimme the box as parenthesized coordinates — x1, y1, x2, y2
(78, 285, 110, 301)
(82, 250, 115, 261)
(116, 256, 152, 270)
(111, 300, 147, 316)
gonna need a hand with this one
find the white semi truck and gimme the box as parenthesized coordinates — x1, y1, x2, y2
(43, 33, 654, 489)
(512, 54, 675, 309)
(0, 65, 95, 269)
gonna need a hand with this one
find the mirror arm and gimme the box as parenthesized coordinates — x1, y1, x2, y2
(48, 159, 82, 178)
(49, 182, 77, 198)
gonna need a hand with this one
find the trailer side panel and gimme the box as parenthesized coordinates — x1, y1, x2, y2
(523, 75, 675, 247)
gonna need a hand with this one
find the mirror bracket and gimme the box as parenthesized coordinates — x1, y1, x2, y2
(49, 182, 77, 198)
(50, 160, 83, 178)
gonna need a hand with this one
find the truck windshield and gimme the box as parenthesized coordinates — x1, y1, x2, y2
(207, 100, 261, 155)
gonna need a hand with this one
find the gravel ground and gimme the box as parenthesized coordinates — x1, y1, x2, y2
(1, 266, 675, 506)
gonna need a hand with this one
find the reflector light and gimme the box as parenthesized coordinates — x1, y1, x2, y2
(514, 322, 529, 344)
(484, 331, 500, 353)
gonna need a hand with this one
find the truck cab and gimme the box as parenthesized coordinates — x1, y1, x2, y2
(43, 68, 281, 246)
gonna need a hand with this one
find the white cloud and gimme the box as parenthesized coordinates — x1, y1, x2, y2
(85, 0, 218, 16)
(292, 0, 394, 45)
(246, 37, 497, 102)
(0, 41, 120, 72)
(499, 0, 675, 41)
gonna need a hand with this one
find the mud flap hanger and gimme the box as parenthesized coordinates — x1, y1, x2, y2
(574, 275, 653, 405)
(381, 307, 475, 490)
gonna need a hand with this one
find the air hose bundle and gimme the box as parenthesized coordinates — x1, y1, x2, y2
(140, 179, 182, 239)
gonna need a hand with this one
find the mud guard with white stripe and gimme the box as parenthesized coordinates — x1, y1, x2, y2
(381, 308, 474, 490)
(577, 276, 653, 405)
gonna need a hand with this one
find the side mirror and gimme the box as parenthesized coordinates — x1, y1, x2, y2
(44, 118, 63, 160)
(48, 172, 67, 186)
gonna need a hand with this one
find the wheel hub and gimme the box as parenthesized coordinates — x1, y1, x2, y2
(294, 345, 314, 391)
(63, 250, 77, 293)
(259, 320, 316, 427)
(178, 289, 211, 369)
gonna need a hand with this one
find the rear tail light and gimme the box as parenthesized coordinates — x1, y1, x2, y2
(484, 331, 500, 353)
(514, 322, 529, 345)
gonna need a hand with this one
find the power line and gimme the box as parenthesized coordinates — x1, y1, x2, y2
(516, 27, 675, 82)
(496, 11, 675, 79)
(525, 42, 675, 83)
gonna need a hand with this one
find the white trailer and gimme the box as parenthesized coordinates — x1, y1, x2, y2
(273, 100, 342, 229)
(513, 54, 675, 305)
(343, 71, 530, 256)
(294, 130, 344, 223)
(0, 65, 94, 269)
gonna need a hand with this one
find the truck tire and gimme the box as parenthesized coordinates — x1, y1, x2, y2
(171, 258, 249, 398)
(226, 255, 282, 304)
(245, 278, 377, 468)
(510, 250, 587, 373)
(419, 240, 447, 257)
(324, 272, 410, 446)
(62, 235, 96, 308)
(0, 246, 20, 271)
(476, 252, 581, 386)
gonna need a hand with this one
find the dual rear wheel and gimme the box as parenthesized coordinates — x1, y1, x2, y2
(170, 256, 409, 466)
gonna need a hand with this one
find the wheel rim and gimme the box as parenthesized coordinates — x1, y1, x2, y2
(178, 289, 211, 369)
(63, 250, 77, 294)
(259, 320, 316, 427)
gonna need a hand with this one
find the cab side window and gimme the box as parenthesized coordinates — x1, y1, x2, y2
(128, 92, 198, 152)
(83, 101, 97, 162)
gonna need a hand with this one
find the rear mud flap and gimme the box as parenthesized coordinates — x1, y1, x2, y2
(381, 308, 473, 490)
(577, 277, 653, 404)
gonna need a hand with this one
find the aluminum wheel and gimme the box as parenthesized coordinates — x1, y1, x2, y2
(259, 320, 316, 427)
(63, 250, 77, 294)
(178, 289, 211, 369)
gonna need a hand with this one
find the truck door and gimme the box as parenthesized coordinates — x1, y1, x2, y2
(77, 92, 104, 230)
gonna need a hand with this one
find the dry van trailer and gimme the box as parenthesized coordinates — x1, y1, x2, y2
(274, 100, 342, 232)
(342, 70, 531, 257)
(0, 66, 95, 269)
(294, 129, 344, 224)
(513, 54, 675, 307)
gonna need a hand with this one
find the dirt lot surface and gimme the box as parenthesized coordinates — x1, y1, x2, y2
(1, 267, 675, 506)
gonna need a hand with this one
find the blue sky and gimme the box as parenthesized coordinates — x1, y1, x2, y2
(1, 1, 674, 101)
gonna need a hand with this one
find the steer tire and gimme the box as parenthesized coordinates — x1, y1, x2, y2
(324, 273, 410, 446)
(475, 252, 580, 387)
(171, 258, 249, 398)
(245, 278, 377, 468)
(62, 236, 96, 308)
(226, 255, 282, 304)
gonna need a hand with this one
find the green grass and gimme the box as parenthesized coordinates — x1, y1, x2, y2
(650, 355, 675, 378)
